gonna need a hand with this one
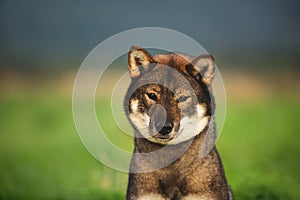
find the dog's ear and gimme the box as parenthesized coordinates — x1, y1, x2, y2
(190, 54, 215, 85)
(128, 46, 155, 79)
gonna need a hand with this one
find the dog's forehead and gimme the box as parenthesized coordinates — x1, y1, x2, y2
(136, 65, 191, 92)
(128, 53, 201, 95)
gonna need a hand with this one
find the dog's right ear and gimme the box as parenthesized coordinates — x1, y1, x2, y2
(128, 46, 155, 79)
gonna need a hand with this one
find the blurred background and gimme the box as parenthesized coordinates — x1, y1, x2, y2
(0, 0, 299, 199)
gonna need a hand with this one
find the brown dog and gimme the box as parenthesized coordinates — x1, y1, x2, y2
(124, 46, 232, 200)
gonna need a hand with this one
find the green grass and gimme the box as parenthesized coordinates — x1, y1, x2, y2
(0, 92, 299, 199)
(218, 98, 300, 199)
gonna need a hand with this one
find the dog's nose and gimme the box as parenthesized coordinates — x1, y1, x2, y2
(156, 121, 173, 135)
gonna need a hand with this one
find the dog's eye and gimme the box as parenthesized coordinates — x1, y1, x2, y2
(178, 95, 189, 103)
(146, 93, 157, 101)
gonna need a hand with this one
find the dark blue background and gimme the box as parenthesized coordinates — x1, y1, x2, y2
(1, 0, 299, 70)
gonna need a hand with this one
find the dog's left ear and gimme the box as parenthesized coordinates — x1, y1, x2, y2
(128, 46, 155, 79)
(191, 54, 215, 85)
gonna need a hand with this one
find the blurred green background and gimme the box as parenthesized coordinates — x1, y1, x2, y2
(0, 1, 300, 199)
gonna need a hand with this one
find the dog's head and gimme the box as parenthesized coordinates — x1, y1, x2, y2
(124, 46, 215, 145)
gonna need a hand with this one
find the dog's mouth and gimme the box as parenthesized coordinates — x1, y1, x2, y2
(152, 133, 174, 140)
(149, 128, 180, 142)
(151, 135, 174, 144)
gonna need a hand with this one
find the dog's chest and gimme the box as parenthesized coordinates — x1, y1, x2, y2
(157, 169, 190, 198)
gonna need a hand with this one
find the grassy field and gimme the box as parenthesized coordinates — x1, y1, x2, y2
(0, 74, 300, 199)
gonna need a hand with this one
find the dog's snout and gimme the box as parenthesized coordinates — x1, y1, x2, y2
(156, 121, 173, 135)
(159, 125, 173, 135)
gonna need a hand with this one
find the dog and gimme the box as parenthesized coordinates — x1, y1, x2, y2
(124, 46, 232, 200)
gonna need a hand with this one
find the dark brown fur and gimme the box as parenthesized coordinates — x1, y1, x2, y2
(125, 47, 232, 200)
(127, 134, 229, 199)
